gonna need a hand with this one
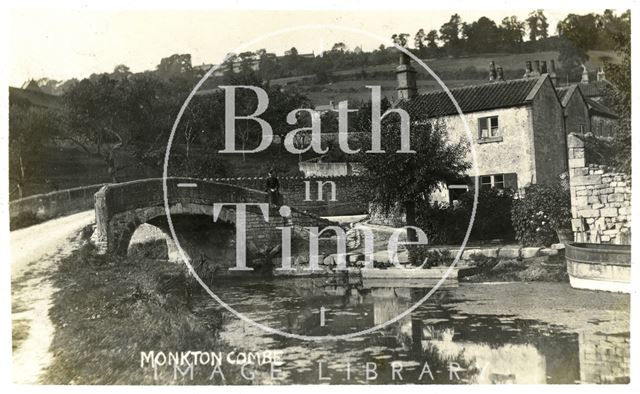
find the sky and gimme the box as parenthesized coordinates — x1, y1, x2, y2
(8, 7, 609, 87)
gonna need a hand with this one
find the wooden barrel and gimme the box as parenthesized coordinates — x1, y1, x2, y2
(566, 243, 631, 267)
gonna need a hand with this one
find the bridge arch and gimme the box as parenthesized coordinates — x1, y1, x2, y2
(91, 178, 334, 272)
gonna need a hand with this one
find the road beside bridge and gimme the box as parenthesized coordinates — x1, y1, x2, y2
(11, 210, 94, 384)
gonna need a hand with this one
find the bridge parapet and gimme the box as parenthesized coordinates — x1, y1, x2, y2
(92, 177, 335, 260)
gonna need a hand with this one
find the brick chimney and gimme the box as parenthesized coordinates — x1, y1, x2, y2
(496, 66, 504, 81)
(541, 60, 548, 74)
(524, 61, 533, 78)
(489, 61, 497, 82)
(549, 60, 558, 86)
(396, 52, 417, 100)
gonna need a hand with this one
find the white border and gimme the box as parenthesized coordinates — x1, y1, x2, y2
(1, 1, 638, 393)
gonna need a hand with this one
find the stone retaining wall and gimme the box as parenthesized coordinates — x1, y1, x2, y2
(9, 183, 106, 225)
(567, 133, 631, 244)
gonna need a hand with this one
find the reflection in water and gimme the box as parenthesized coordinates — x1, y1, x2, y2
(193, 278, 628, 385)
(579, 332, 630, 384)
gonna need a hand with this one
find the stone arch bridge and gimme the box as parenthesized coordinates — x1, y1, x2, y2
(91, 178, 334, 271)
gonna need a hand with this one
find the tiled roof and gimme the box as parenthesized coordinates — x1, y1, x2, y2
(578, 80, 612, 98)
(555, 85, 579, 107)
(585, 97, 617, 118)
(397, 76, 545, 119)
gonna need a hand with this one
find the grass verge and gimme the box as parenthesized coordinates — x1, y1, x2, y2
(44, 240, 245, 384)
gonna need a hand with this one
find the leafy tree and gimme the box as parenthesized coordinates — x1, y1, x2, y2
(331, 42, 348, 53)
(61, 73, 179, 182)
(499, 16, 525, 49)
(357, 119, 470, 243)
(602, 10, 631, 173)
(527, 9, 549, 42)
(414, 29, 426, 52)
(391, 33, 410, 47)
(557, 13, 599, 53)
(439, 14, 463, 53)
(462, 17, 500, 53)
(557, 36, 588, 80)
(426, 30, 439, 49)
(238, 51, 257, 74)
(9, 105, 60, 198)
(112, 64, 132, 79)
(597, 9, 630, 49)
(156, 54, 193, 76)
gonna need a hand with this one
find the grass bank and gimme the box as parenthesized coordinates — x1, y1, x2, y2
(44, 237, 246, 384)
(460, 254, 569, 283)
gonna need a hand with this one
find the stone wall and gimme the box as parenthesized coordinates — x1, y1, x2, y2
(9, 183, 106, 226)
(210, 175, 368, 216)
(567, 133, 631, 244)
(93, 178, 337, 257)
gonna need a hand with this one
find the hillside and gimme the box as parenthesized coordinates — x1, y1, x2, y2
(287, 50, 620, 105)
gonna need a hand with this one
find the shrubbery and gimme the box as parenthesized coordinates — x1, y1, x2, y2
(416, 188, 515, 245)
(511, 183, 572, 246)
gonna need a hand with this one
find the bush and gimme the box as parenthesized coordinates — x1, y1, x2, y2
(511, 183, 572, 246)
(416, 188, 515, 245)
(468, 253, 499, 272)
(407, 247, 454, 267)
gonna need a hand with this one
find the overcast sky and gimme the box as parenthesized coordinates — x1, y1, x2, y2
(9, 8, 608, 86)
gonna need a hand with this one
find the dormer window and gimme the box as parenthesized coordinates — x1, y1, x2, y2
(479, 116, 499, 139)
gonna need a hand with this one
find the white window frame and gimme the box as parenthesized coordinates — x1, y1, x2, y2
(480, 174, 505, 190)
(479, 116, 499, 139)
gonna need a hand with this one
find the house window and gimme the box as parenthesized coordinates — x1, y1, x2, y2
(480, 174, 512, 190)
(479, 116, 499, 139)
(480, 176, 493, 190)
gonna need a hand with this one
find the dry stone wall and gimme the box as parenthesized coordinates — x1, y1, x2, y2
(567, 133, 631, 244)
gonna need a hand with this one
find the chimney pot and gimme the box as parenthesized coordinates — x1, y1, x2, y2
(524, 61, 532, 78)
(496, 66, 504, 81)
(533, 60, 541, 76)
(541, 60, 548, 74)
(489, 61, 497, 81)
(581, 64, 589, 83)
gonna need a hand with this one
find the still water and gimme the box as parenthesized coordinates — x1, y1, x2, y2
(193, 279, 630, 384)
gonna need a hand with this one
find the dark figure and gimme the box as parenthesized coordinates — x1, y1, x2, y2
(265, 170, 280, 207)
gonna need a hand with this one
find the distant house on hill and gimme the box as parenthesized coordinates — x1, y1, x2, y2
(394, 55, 568, 203)
(9, 81, 62, 110)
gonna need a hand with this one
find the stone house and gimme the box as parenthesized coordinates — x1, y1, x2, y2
(557, 84, 591, 136)
(556, 71, 618, 138)
(395, 55, 568, 203)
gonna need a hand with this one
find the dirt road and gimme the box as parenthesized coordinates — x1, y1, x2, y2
(11, 210, 95, 384)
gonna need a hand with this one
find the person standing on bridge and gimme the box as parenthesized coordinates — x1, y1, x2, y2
(265, 169, 281, 207)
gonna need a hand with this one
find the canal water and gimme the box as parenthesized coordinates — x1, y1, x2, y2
(192, 279, 629, 385)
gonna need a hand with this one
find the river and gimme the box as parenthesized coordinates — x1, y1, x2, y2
(192, 279, 629, 384)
